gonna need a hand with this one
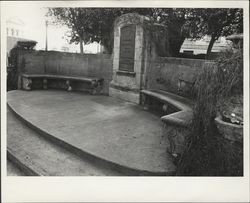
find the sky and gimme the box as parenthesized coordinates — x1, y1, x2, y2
(4, 2, 99, 53)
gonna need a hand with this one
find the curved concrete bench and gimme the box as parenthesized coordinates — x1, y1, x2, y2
(140, 89, 193, 124)
(140, 89, 194, 156)
(21, 73, 104, 95)
(141, 89, 193, 108)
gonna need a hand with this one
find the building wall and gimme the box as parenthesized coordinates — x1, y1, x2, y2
(180, 36, 231, 54)
(17, 50, 113, 94)
(6, 18, 25, 38)
(6, 17, 26, 55)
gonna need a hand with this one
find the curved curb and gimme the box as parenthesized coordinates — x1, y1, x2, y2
(7, 103, 175, 176)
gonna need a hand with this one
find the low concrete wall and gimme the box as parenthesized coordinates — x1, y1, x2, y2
(17, 50, 112, 94)
(15, 50, 212, 97)
(147, 57, 212, 97)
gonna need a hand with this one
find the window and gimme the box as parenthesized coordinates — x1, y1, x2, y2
(16, 30, 19, 36)
(11, 29, 14, 36)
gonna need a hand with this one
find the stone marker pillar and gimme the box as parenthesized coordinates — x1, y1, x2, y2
(109, 13, 169, 104)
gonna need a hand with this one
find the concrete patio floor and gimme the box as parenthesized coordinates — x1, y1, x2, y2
(7, 90, 175, 175)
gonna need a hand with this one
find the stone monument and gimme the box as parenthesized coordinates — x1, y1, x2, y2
(109, 13, 169, 103)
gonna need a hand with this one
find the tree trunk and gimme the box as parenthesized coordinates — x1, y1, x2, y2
(206, 34, 217, 59)
(79, 37, 84, 54)
(168, 23, 186, 57)
(176, 37, 186, 56)
(102, 40, 112, 54)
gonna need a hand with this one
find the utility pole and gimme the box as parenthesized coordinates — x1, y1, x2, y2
(45, 20, 48, 51)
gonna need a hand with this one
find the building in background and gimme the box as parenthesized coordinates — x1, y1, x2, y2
(6, 17, 28, 55)
(6, 17, 112, 55)
(180, 35, 231, 55)
(7, 17, 25, 38)
(226, 33, 243, 49)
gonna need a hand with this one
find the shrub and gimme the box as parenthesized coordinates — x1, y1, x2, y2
(176, 48, 243, 176)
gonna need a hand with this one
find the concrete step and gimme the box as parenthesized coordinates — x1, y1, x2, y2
(7, 108, 123, 176)
(7, 160, 26, 176)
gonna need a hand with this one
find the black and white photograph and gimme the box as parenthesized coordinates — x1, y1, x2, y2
(1, 0, 249, 202)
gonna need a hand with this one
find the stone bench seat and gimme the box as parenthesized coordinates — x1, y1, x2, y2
(141, 89, 195, 156)
(21, 73, 104, 95)
(141, 89, 193, 111)
(140, 89, 194, 127)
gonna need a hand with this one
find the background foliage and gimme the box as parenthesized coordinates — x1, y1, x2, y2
(47, 8, 243, 56)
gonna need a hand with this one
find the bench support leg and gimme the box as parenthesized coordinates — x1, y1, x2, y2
(95, 81, 104, 95)
(141, 94, 149, 110)
(66, 80, 72, 91)
(90, 81, 98, 95)
(162, 104, 169, 114)
(164, 124, 189, 158)
(90, 82, 103, 95)
(43, 79, 48, 90)
(91, 89, 97, 95)
(22, 77, 32, 90)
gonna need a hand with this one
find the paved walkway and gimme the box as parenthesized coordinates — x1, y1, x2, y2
(7, 90, 175, 175)
(7, 108, 122, 176)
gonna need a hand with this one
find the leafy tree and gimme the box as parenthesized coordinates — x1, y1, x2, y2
(153, 8, 243, 57)
(47, 8, 155, 54)
(184, 8, 243, 57)
(47, 8, 243, 57)
(153, 8, 194, 56)
(47, 8, 193, 55)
